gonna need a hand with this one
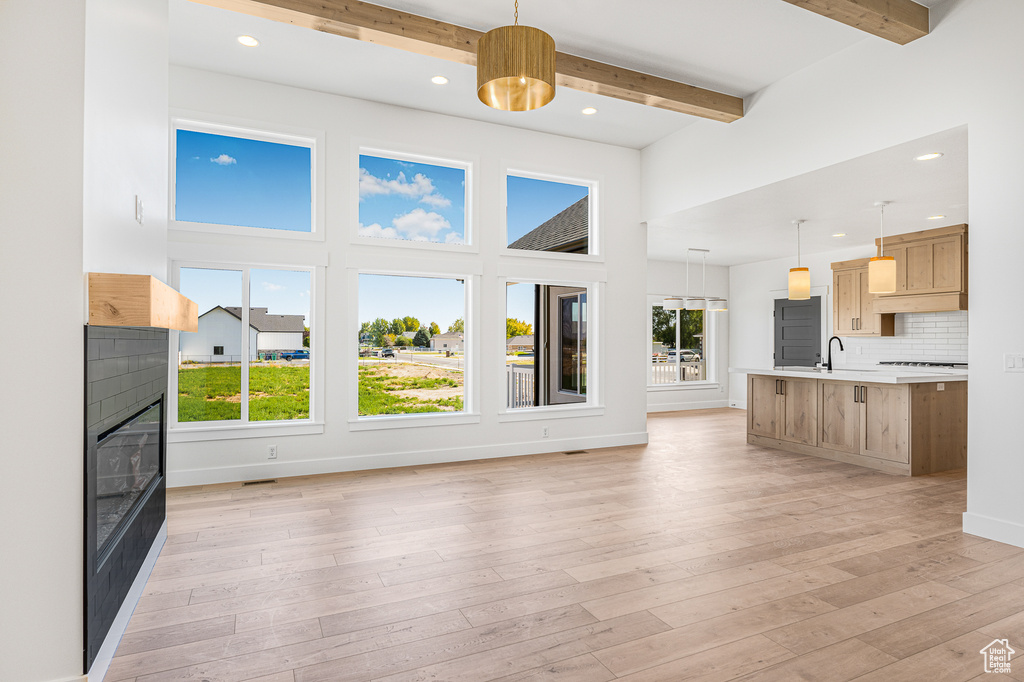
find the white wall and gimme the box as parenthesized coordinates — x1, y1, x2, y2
(644, 0, 1024, 547)
(647, 259, 730, 411)
(167, 67, 647, 485)
(0, 3, 87, 680)
(82, 0, 168, 279)
(258, 331, 303, 352)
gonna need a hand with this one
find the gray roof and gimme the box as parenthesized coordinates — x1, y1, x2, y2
(508, 195, 589, 253)
(507, 335, 534, 345)
(214, 307, 305, 333)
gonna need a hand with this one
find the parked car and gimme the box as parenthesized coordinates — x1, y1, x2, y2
(671, 349, 701, 362)
(280, 349, 309, 361)
(380, 348, 396, 358)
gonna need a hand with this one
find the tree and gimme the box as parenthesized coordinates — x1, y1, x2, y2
(429, 321, 441, 335)
(413, 328, 430, 347)
(390, 318, 406, 336)
(447, 317, 464, 333)
(506, 318, 532, 339)
(402, 316, 420, 332)
(651, 306, 676, 347)
(679, 309, 704, 350)
(303, 326, 310, 348)
(369, 317, 390, 346)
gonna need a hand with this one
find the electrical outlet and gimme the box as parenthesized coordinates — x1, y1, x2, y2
(937, 383, 945, 391)
(135, 195, 144, 225)
(542, 427, 549, 439)
(268, 445, 278, 459)
(1005, 354, 1024, 372)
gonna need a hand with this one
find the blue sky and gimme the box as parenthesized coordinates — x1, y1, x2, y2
(175, 130, 312, 232)
(359, 274, 465, 330)
(359, 155, 466, 244)
(507, 176, 589, 245)
(179, 267, 311, 327)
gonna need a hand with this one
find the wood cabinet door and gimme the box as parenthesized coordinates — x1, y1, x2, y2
(860, 383, 910, 463)
(833, 270, 858, 335)
(857, 269, 881, 335)
(931, 236, 963, 292)
(882, 245, 908, 294)
(748, 375, 781, 439)
(819, 381, 860, 454)
(780, 377, 817, 446)
(905, 242, 934, 292)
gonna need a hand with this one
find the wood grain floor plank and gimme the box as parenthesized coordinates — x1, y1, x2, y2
(107, 409, 1024, 682)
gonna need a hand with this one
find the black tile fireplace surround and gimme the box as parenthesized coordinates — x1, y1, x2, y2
(84, 326, 167, 671)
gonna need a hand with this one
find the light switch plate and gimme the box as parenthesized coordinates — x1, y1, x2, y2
(1005, 354, 1024, 372)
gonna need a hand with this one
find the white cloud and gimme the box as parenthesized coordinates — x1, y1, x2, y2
(262, 282, 283, 292)
(358, 222, 400, 239)
(420, 193, 452, 209)
(359, 167, 452, 208)
(444, 232, 465, 245)
(211, 154, 237, 166)
(392, 208, 450, 239)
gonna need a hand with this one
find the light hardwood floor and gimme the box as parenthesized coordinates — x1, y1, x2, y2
(108, 408, 1024, 681)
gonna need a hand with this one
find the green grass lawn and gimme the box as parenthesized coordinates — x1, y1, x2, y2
(178, 365, 309, 422)
(358, 366, 463, 415)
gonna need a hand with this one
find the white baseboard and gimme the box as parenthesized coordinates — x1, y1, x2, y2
(963, 511, 1024, 549)
(646, 399, 729, 413)
(167, 431, 650, 487)
(87, 521, 167, 682)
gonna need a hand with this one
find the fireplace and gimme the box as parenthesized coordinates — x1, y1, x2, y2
(85, 326, 167, 670)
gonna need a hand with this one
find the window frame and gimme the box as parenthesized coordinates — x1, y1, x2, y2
(349, 267, 480, 430)
(502, 166, 602, 262)
(647, 295, 717, 390)
(167, 259, 325, 442)
(352, 145, 476, 252)
(497, 277, 604, 421)
(169, 112, 325, 241)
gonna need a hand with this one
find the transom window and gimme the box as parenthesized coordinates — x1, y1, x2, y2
(507, 173, 594, 255)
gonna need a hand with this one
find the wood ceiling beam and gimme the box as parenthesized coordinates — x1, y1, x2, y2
(781, 0, 929, 45)
(189, 0, 744, 123)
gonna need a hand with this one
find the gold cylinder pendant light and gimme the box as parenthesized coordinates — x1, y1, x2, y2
(477, 0, 556, 111)
(869, 201, 897, 294)
(788, 220, 810, 300)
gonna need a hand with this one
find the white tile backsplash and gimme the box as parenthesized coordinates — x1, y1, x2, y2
(838, 311, 968, 366)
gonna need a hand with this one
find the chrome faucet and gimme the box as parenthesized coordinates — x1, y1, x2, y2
(826, 336, 844, 371)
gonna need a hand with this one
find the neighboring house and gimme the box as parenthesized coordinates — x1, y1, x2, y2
(179, 306, 305, 361)
(508, 195, 588, 253)
(429, 332, 464, 352)
(507, 335, 534, 353)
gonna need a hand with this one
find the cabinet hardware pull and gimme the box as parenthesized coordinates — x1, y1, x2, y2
(861, 386, 867, 404)
(781, 380, 785, 395)
(775, 379, 780, 394)
(854, 386, 859, 403)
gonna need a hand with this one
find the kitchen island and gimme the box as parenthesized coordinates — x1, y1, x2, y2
(731, 367, 967, 476)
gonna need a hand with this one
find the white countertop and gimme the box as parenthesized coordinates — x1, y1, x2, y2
(729, 366, 968, 384)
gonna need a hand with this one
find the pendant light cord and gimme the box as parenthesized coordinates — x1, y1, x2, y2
(702, 251, 707, 299)
(797, 221, 802, 268)
(879, 203, 885, 255)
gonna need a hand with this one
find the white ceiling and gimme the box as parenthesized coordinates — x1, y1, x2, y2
(647, 126, 968, 266)
(170, 0, 942, 149)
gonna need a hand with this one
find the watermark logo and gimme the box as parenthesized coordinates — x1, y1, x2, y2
(980, 639, 1015, 674)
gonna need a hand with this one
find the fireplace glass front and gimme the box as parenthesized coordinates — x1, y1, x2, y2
(95, 400, 162, 557)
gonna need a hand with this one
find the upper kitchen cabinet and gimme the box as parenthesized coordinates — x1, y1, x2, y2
(832, 258, 896, 337)
(873, 224, 968, 313)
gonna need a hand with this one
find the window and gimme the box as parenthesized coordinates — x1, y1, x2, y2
(650, 304, 708, 385)
(173, 121, 316, 235)
(358, 274, 466, 417)
(507, 174, 593, 254)
(175, 265, 313, 425)
(506, 281, 590, 409)
(358, 152, 468, 246)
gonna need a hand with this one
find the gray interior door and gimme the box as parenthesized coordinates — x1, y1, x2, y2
(774, 296, 821, 367)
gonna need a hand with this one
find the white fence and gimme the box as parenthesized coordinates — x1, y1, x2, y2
(507, 364, 535, 408)
(651, 360, 705, 384)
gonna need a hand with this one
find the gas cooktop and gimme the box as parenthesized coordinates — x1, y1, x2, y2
(878, 361, 968, 368)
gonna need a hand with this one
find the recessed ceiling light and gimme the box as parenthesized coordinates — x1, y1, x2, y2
(832, 233, 847, 238)
(237, 35, 260, 47)
(915, 152, 943, 161)
(431, 76, 449, 85)
(927, 215, 946, 220)
(581, 107, 598, 115)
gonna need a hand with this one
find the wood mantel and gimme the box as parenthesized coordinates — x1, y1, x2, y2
(88, 273, 198, 332)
